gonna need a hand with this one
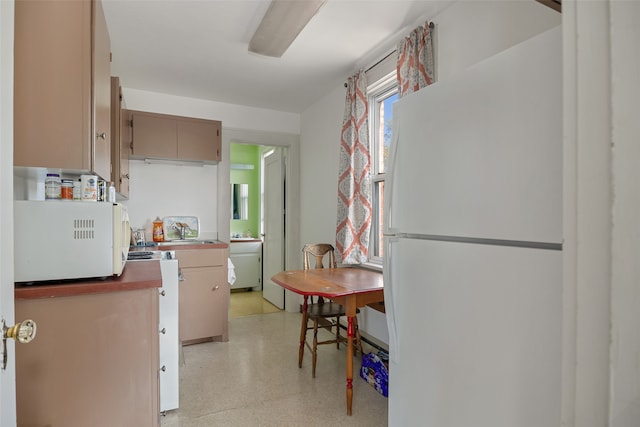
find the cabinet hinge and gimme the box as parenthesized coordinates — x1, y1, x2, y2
(217, 129, 220, 137)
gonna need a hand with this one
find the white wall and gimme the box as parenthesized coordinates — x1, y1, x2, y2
(609, 4, 640, 423)
(299, 87, 344, 250)
(298, 1, 561, 345)
(123, 88, 300, 134)
(120, 88, 300, 241)
(124, 161, 219, 240)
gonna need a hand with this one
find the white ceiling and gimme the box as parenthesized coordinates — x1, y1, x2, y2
(102, 0, 453, 114)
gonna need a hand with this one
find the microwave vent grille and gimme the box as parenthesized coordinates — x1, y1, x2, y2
(73, 218, 96, 240)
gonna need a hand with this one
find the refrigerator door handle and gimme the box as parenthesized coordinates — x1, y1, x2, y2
(383, 235, 400, 363)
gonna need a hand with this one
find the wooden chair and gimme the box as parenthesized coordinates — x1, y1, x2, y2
(299, 243, 363, 378)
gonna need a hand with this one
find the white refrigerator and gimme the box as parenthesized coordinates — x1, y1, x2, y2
(383, 27, 562, 426)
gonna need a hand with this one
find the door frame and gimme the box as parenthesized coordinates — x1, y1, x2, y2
(0, 0, 17, 424)
(219, 128, 300, 312)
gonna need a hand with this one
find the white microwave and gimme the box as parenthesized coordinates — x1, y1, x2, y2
(14, 201, 131, 283)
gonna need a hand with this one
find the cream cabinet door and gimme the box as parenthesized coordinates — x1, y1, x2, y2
(179, 266, 228, 343)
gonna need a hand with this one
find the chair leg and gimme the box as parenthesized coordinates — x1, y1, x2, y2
(298, 296, 309, 368)
(312, 319, 319, 378)
(335, 315, 341, 349)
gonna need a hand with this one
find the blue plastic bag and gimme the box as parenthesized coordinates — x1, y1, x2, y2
(360, 352, 389, 397)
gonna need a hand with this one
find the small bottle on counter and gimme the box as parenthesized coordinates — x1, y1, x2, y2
(152, 217, 164, 242)
(97, 179, 106, 202)
(73, 178, 82, 200)
(108, 182, 116, 203)
(45, 173, 61, 200)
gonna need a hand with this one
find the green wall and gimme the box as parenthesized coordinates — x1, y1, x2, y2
(230, 143, 260, 237)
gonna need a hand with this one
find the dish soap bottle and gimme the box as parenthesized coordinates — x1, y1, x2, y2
(152, 217, 164, 242)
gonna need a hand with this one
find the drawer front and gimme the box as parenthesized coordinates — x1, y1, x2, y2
(176, 248, 227, 268)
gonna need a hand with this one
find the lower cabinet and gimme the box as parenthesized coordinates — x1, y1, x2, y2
(176, 248, 229, 344)
(229, 241, 262, 290)
(15, 288, 160, 427)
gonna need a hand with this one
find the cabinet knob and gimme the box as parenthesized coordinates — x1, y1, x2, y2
(160, 365, 166, 372)
(96, 132, 107, 140)
(159, 290, 166, 296)
(212, 285, 220, 291)
(160, 328, 166, 334)
(122, 173, 130, 179)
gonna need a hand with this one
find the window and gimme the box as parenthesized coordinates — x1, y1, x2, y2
(368, 72, 398, 264)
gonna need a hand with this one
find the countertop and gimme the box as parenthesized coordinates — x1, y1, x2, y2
(131, 240, 229, 251)
(15, 260, 162, 300)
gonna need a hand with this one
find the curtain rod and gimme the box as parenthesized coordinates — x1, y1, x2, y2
(344, 21, 434, 87)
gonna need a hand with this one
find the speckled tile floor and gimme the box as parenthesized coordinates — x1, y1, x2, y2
(161, 311, 388, 427)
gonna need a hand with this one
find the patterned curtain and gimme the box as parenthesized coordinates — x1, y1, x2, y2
(335, 70, 372, 264)
(397, 21, 435, 97)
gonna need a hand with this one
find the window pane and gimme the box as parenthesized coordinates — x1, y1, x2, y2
(379, 92, 398, 174)
(372, 180, 384, 258)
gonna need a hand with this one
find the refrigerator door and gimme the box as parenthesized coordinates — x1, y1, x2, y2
(384, 26, 562, 244)
(387, 237, 561, 427)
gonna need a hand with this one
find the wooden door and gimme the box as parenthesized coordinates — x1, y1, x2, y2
(262, 149, 285, 309)
(111, 77, 130, 197)
(131, 111, 177, 159)
(179, 267, 227, 342)
(177, 118, 221, 162)
(14, 0, 92, 171)
(92, 0, 111, 180)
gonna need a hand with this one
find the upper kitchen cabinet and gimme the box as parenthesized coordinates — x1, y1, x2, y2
(111, 77, 130, 198)
(130, 111, 222, 163)
(14, 0, 112, 180)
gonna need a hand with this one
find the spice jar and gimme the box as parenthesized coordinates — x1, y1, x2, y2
(152, 217, 164, 242)
(61, 179, 73, 200)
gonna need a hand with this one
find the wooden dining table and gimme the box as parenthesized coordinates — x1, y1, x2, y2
(271, 267, 384, 416)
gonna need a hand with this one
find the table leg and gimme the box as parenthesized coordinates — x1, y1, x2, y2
(346, 314, 354, 415)
(299, 296, 309, 368)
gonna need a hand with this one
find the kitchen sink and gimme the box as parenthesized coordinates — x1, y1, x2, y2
(157, 240, 218, 246)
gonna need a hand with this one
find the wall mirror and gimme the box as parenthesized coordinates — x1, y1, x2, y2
(231, 183, 249, 220)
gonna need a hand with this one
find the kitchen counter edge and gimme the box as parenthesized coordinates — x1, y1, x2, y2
(132, 241, 229, 251)
(15, 261, 162, 300)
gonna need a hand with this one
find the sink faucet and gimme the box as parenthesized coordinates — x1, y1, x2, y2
(174, 223, 189, 240)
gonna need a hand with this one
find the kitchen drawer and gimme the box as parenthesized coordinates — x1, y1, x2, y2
(175, 248, 226, 268)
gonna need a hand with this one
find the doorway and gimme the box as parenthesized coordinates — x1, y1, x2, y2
(219, 128, 300, 313)
(229, 143, 286, 312)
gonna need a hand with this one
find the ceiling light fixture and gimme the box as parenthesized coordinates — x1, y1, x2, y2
(249, 0, 327, 58)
